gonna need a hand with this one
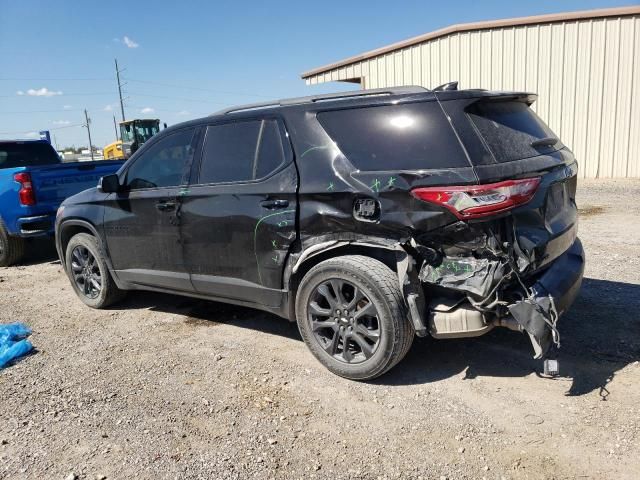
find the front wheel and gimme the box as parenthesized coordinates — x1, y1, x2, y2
(65, 233, 125, 308)
(296, 255, 414, 380)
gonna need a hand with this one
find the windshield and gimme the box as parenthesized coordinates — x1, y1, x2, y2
(0, 142, 61, 169)
(135, 123, 159, 143)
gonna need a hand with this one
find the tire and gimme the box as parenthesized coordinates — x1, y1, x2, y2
(296, 255, 414, 380)
(65, 233, 125, 308)
(0, 218, 25, 267)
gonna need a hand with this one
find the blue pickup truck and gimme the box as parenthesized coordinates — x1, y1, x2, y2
(0, 140, 123, 266)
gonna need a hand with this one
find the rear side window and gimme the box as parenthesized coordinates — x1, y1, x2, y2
(199, 119, 286, 184)
(317, 102, 469, 171)
(466, 101, 562, 163)
(0, 142, 60, 169)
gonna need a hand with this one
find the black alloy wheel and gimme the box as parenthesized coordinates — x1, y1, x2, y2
(70, 245, 102, 299)
(308, 278, 381, 364)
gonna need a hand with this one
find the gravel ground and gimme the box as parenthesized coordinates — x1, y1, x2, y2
(1, 179, 639, 480)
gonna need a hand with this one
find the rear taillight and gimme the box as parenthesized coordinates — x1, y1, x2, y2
(411, 177, 541, 219)
(13, 172, 36, 206)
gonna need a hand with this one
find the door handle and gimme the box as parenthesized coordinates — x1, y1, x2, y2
(156, 201, 176, 212)
(260, 199, 289, 209)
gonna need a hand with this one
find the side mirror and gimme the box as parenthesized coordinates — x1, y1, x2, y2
(98, 174, 121, 193)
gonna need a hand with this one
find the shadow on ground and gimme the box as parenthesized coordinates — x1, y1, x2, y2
(16, 238, 59, 266)
(114, 277, 639, 397)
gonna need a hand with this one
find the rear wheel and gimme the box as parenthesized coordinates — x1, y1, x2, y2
(0, 219, 25, 267)
(65, 233, 125, 308)
(296, 255, 414, 380)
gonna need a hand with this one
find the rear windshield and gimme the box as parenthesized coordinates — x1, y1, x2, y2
(0, 142, 60, 169)
(317, 102, 469, 171)
(466, 101, 562, 163)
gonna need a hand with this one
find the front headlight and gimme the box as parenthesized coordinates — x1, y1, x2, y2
(56, 205, 65, 218)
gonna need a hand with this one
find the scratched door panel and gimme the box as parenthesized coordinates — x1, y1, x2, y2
(180, 117, 297, 305)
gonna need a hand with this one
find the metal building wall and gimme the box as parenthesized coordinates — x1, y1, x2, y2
(304, 14, 640, 178)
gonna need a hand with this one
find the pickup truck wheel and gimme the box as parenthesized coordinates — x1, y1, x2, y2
(0, 219, 25, 267)
(296, 255, 414, 381)
(65, 233, 125, 308)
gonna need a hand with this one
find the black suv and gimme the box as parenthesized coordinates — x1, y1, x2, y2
(55, 86, 584, 380)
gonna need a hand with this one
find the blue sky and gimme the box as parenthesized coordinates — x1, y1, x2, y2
(0, 0, 634, 148)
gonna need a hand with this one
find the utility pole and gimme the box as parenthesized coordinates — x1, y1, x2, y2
(115, 58, 126, 122)
(113, 115, 119, 140)
(84, 109, 95, 162)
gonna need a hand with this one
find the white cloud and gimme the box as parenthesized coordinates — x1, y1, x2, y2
(140, 107, 154, 114)
(63, 105, 73, 110)
(103, 104, 113, 111)
(19, 87, 63, 97)
(177, 110, 190, 116)
(123, 36, 139, 48)
(53, 120, 71, 126)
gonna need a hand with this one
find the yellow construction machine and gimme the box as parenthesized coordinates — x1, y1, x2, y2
(104, 119, 161, 160)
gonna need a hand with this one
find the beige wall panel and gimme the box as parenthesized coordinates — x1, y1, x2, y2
(513, 27, 527, 90)
(612, 18, 633, 177)
(537, 24, 552, 120)
(469, 31, 482, 87)
(585, 20, 606, 178)
(502, 28, 515, 90)
(600, 18, 621, 177)
(402, 48, 412, 85)
(430, 40, 440, 88)
(560, 22, 578, 148)
(394, 51, 403, 85)
(458, 33, 469, 89)
(491, 29, 504, 89)
(525, 26, 540, 111)
(411, 45, 422, 86)
(449, 34, 460, 87)
(480, 30, 492, 87)
(384, 53, 394, 87)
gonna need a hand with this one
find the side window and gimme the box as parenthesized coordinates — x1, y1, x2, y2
(125, 128, 195, 189)
(199, 119, 286, 184)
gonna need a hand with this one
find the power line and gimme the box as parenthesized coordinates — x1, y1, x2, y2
(127, 91, 230, 105)
(1, 75, 275, 100)
(0, 123, 84, 135)
(0, 77, 112, 81)
(125, 78, 274, 99)
(0, 109, 84, 114)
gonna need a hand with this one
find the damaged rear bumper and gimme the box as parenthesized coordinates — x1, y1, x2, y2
(508, 238, 585, 358)
(420, 238, 585, 359)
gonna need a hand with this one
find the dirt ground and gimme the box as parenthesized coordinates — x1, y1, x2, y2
(1, 179, 639, 480)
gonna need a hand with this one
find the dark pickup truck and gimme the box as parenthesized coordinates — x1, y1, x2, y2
(0, 140, 123, 266)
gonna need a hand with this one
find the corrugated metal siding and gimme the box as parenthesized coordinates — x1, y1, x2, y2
(304, 14, 640, 178)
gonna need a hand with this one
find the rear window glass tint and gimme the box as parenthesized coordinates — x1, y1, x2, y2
(317, 102, 469, 171)
(466, 101, 562, 163)
(0, 142, 60, 169)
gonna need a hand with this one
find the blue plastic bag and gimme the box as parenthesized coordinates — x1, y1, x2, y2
(0, 323, 33, 368)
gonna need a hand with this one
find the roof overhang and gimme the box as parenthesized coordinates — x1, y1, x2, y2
(301, 5, 640, 79)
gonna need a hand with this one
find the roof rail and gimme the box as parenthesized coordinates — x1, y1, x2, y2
(210, 86, 429, 116)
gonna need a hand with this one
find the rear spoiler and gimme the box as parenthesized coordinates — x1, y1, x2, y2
(435, 90, 537, 106)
